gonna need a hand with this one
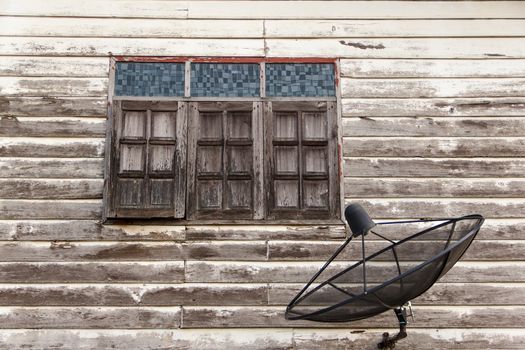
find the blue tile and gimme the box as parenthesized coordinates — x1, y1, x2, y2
(115, 62, 185, 96)
(266, 63, 335, 97)
(191, 63, 260, 97)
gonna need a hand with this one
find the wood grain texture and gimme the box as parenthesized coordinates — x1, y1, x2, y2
(0, 116, 106, 137)
(343, 137, 525, 158)
(0, 262, 184, 283)
(343, 157, 525, 178)
(2, 1, 525, 19)
(182, 305, 525, 328)
(185, 225, 346, 241)
(341, 59, 525, 78)
(0, 220, 186, 241)
(0, 306, 181, 329)
(0, 17, 263, 38)
(0, 329, 294, 350)
(0, 97, 106, 117)
(0, 179, 103, 199)
(0, 158, 103, 178)
(186, 261, 525, 283)
(348, 198, 525, 219)
(0, 57, 108, 77)
(344, 178, 525, 198)
(0, 138, 105, 158)
(0, 200, 101, 219)
(266, 38, 525, 58)
(0, 37, 264, 56)
(269, 283, 525, 306)
(268, 240, 525, 261)
(342, 98, 525, 117)
(0, 241, 267, 261)
(0, 77, 107, 97)
(0, 284, 268, 306)
(342, 78, 525, 98)
(342, 117, 525, 137)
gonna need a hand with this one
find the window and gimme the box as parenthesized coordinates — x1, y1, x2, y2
(104, 58, 340, 221)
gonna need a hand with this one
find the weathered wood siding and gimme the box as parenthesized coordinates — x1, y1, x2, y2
(1, 1, 524, 348)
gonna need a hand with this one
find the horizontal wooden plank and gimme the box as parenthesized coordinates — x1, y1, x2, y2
(0, 37, 264, 56)
(2, 1, 525, 19)
(0, 306, 180, 329)
(0, 179, 103, 199)
(0, 116, 106, 137)
(0, 218, 519, 242)
(341, 59, 525, 78)
(5, 17, 525, 39)
(0, 220, 186, 241)
(344, 178, 525, 198)
(0, 77, 107, 97)
(269, 283, 525, 307)
(0, 241, 267, 261)
(293, 328, 525, 350)
(342, 117, 525, 137)
(0, 138, 105, 157)
(0, 97, 106, 117)
(342, 98, 525, 117)
(349, 198, 525, 219)
(0, 262, 184, 283)
(0, 57, 108, 77)
(266, 19, 525, 38)
(268, 239, 525, 261)
(342, 78, 525, 98)
(343, 137, 525, 158)
(343, 157, 525, 178)
(0, 17, 263, 38)
(186, 261, 525, 283)
(182, 305, 525, 328)
(267, 38, 525, 58)
(185, 225, 346, 241)
(0, 329, 294, 350)
(0, 158, 103, 178)
(0, 284, 268, 306)
(0, 200, 101, 219)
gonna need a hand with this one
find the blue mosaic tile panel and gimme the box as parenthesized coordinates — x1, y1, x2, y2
(191, 63, 260, 97)
(266, 63, 335, 97)
(115, 62, 185, 96)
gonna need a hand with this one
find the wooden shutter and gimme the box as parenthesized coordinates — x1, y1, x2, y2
(105, 100, 187, 218)
(264, 101, 339, 220)
(187, 102, 264, 220)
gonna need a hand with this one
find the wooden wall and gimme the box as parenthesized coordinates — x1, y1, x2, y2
(1, 1, 524, 349)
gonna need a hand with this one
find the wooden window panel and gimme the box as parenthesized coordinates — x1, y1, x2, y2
(104, 100, 187, 219)
(187, 101, 264, 220)
(264, 101, 339, 220)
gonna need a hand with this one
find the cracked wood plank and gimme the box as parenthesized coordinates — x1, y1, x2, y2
(266, 38, 525, 58)
(0, 284, 268, 306)
(0, 138, 105, 158)
(0, 262, 184, 283)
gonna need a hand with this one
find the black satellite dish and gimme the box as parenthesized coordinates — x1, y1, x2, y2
(286, 203, 484, 349)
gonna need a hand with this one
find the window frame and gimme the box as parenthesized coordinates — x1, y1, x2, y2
(104, 56, 343, 223)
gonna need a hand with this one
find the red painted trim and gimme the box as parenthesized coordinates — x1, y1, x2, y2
(114, 56, 337, 64)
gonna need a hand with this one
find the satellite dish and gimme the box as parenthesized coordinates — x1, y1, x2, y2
(285, 203, 484, 349)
